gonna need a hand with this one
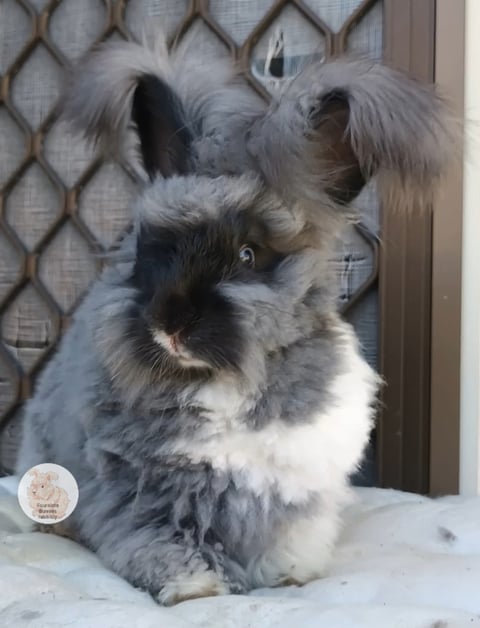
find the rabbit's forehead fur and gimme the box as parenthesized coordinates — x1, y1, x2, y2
(135, 174, 263, 231)
(134, 174, 307, 252)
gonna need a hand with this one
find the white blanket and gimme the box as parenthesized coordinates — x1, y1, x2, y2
(1, 476, 479, 628)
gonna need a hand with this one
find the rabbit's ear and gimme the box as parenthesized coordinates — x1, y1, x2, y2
(248, 58, 453, 211)
(131, 74, 191, 178)
(62, 39, 192, 179)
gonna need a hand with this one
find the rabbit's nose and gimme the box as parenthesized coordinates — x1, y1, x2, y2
(162, 293, 198, 335)
(169, 332, 180, 353)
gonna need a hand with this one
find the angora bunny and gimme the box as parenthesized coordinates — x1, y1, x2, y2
(16, 34, 450, 605)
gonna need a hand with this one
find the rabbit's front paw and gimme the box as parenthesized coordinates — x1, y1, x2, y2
(250, 510, 339, 588)
(157, 570, 232, 606)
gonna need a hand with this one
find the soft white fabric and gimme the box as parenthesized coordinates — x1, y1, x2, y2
(1, 477, 479, 628)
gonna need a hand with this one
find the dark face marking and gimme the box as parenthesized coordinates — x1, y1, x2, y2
(128, 214, 284, 373)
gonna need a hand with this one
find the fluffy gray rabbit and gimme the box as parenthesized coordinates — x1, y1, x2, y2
(16, 35, 450, 605)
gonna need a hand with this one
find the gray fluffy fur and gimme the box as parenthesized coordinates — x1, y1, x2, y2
(17, 33, 451, 605)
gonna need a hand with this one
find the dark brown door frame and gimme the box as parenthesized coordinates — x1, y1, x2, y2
(430, 0, 465, 495)
(379, 0, 464, 494)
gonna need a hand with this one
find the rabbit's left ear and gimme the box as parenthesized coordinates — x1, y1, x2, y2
(248, 58, 453, 211)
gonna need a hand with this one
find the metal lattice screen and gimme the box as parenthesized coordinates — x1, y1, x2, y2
(0, 0, 383, 474)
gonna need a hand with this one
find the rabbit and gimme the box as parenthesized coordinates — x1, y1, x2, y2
(15, 33, 451, 605)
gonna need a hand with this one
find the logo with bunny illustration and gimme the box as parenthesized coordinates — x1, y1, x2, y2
(18, 463, 79, 524)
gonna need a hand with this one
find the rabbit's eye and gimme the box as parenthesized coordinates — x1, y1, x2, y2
(239, 245, 255, 268)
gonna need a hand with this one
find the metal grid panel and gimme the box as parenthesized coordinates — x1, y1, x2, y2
(0, 0, 383, 473)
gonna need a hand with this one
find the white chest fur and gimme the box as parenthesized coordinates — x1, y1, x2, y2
(172, 323, 380, 504)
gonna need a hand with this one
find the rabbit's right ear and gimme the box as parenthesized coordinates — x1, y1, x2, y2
(62, 39, 192, 179)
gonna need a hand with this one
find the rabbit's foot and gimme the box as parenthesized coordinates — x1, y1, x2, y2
(157, 570, 232, 606)
(35, 521, 77, 541)
(250, 510, 339, 588)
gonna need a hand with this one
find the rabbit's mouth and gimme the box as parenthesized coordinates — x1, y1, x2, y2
(152, 329, 210, 369)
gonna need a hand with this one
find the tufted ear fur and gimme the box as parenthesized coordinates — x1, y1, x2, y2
(62, 38, 453, 215)
(247, 58, 453, 212)
(61, 39, 192, 179)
